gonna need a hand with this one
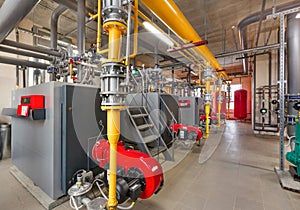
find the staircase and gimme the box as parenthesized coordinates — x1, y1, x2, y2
(126, 106, 173, 161)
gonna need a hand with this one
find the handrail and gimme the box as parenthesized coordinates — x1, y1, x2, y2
(159, 95, 178, 124)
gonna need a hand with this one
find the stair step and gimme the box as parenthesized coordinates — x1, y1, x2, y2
(137, 124, 154, 130)
(131, 113, 148, 118)
(143, 135, 160, 143)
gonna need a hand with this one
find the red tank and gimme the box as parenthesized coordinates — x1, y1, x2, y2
(234, 89, 247, 119)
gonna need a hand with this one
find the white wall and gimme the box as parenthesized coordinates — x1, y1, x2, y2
(0, 19, 34, 123)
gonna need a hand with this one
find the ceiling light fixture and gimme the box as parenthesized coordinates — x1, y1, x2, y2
(296, 13, 300, 19)
(143, 21, 174, 46)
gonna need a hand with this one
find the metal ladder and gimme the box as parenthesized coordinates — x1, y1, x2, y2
(126, 106, 173, 161)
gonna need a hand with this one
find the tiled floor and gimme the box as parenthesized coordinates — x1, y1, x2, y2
(1, 120, 300, 210)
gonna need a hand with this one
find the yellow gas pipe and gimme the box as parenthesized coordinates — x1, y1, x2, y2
(133, 6, 199, 64)
(204, 79, 211, 138)
(97, 0, 101, 53)
(101, 20, 127, 210)
(132, 0, 138, 59)
(140, 0, 228, 79)
(217, 90, 222, 127)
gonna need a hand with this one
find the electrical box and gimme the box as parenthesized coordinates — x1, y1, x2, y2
(17, 95, 44, 117)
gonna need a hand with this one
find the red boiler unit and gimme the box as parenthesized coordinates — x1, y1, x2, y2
(234, 89, 247, 119)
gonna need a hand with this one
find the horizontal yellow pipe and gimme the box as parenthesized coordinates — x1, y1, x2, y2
(89, 12, 98, 19)
(141, 0, 228, 78)
(134, 6, 199, 64)
(97, 0, 101, 53)
(127, 10, 198, 64)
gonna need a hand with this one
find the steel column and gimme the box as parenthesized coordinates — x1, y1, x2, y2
(279, 14, 285, 171)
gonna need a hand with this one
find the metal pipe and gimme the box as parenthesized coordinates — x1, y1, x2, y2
(0, 56, 49, 69)
(22, 67, 26, 88)
(133, 0, 139, 58)
(255, 0, 266, 47)
(52, 0, 77, 12)
(0, 0, 40, 43)
(205, 79, 211, 138)
(125, 2, 132, 85)
(2, 39, 61, 57)
(268, 52, 272, 125)
(50, 5, 67, 81)
(15, 30, 20, 89)
(140, 0, 224, 73)
(0, 46, 53, 61)
(252, 54, 256, 130)
(133, 7, 199, 64)
(53, 0, 94, 15)
(237, 0, 300, 74)
(97, 0, 101, 53)
(51, 5, 67, 50)
(215, 43, 280, 58)
(77, 0, 86, 83)
(101, 1, 128, 209)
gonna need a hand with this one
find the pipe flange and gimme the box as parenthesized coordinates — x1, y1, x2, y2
(216, 78, 223, 88)
(102, 6, 127, 25)
(204, 66, 213, 80)
(100, 62, 127, 106)
(217, 94, 224, 103)
(204, 93, 212, 104)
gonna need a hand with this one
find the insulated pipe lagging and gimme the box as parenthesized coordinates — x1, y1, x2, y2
(0, 0, 40, 43)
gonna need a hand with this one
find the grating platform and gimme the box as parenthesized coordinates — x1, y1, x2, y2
(10, 165, 68, 210)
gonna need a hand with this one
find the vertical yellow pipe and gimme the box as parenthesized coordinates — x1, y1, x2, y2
(102, 21, 126, 210)
(205, 80, 210, 138)
(106, 25, 123, 61)
(133, 0, 138, 57)
(96, 0, 101, 53)
(218, 89, 222, 127)
(106, 109, 120, 209)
